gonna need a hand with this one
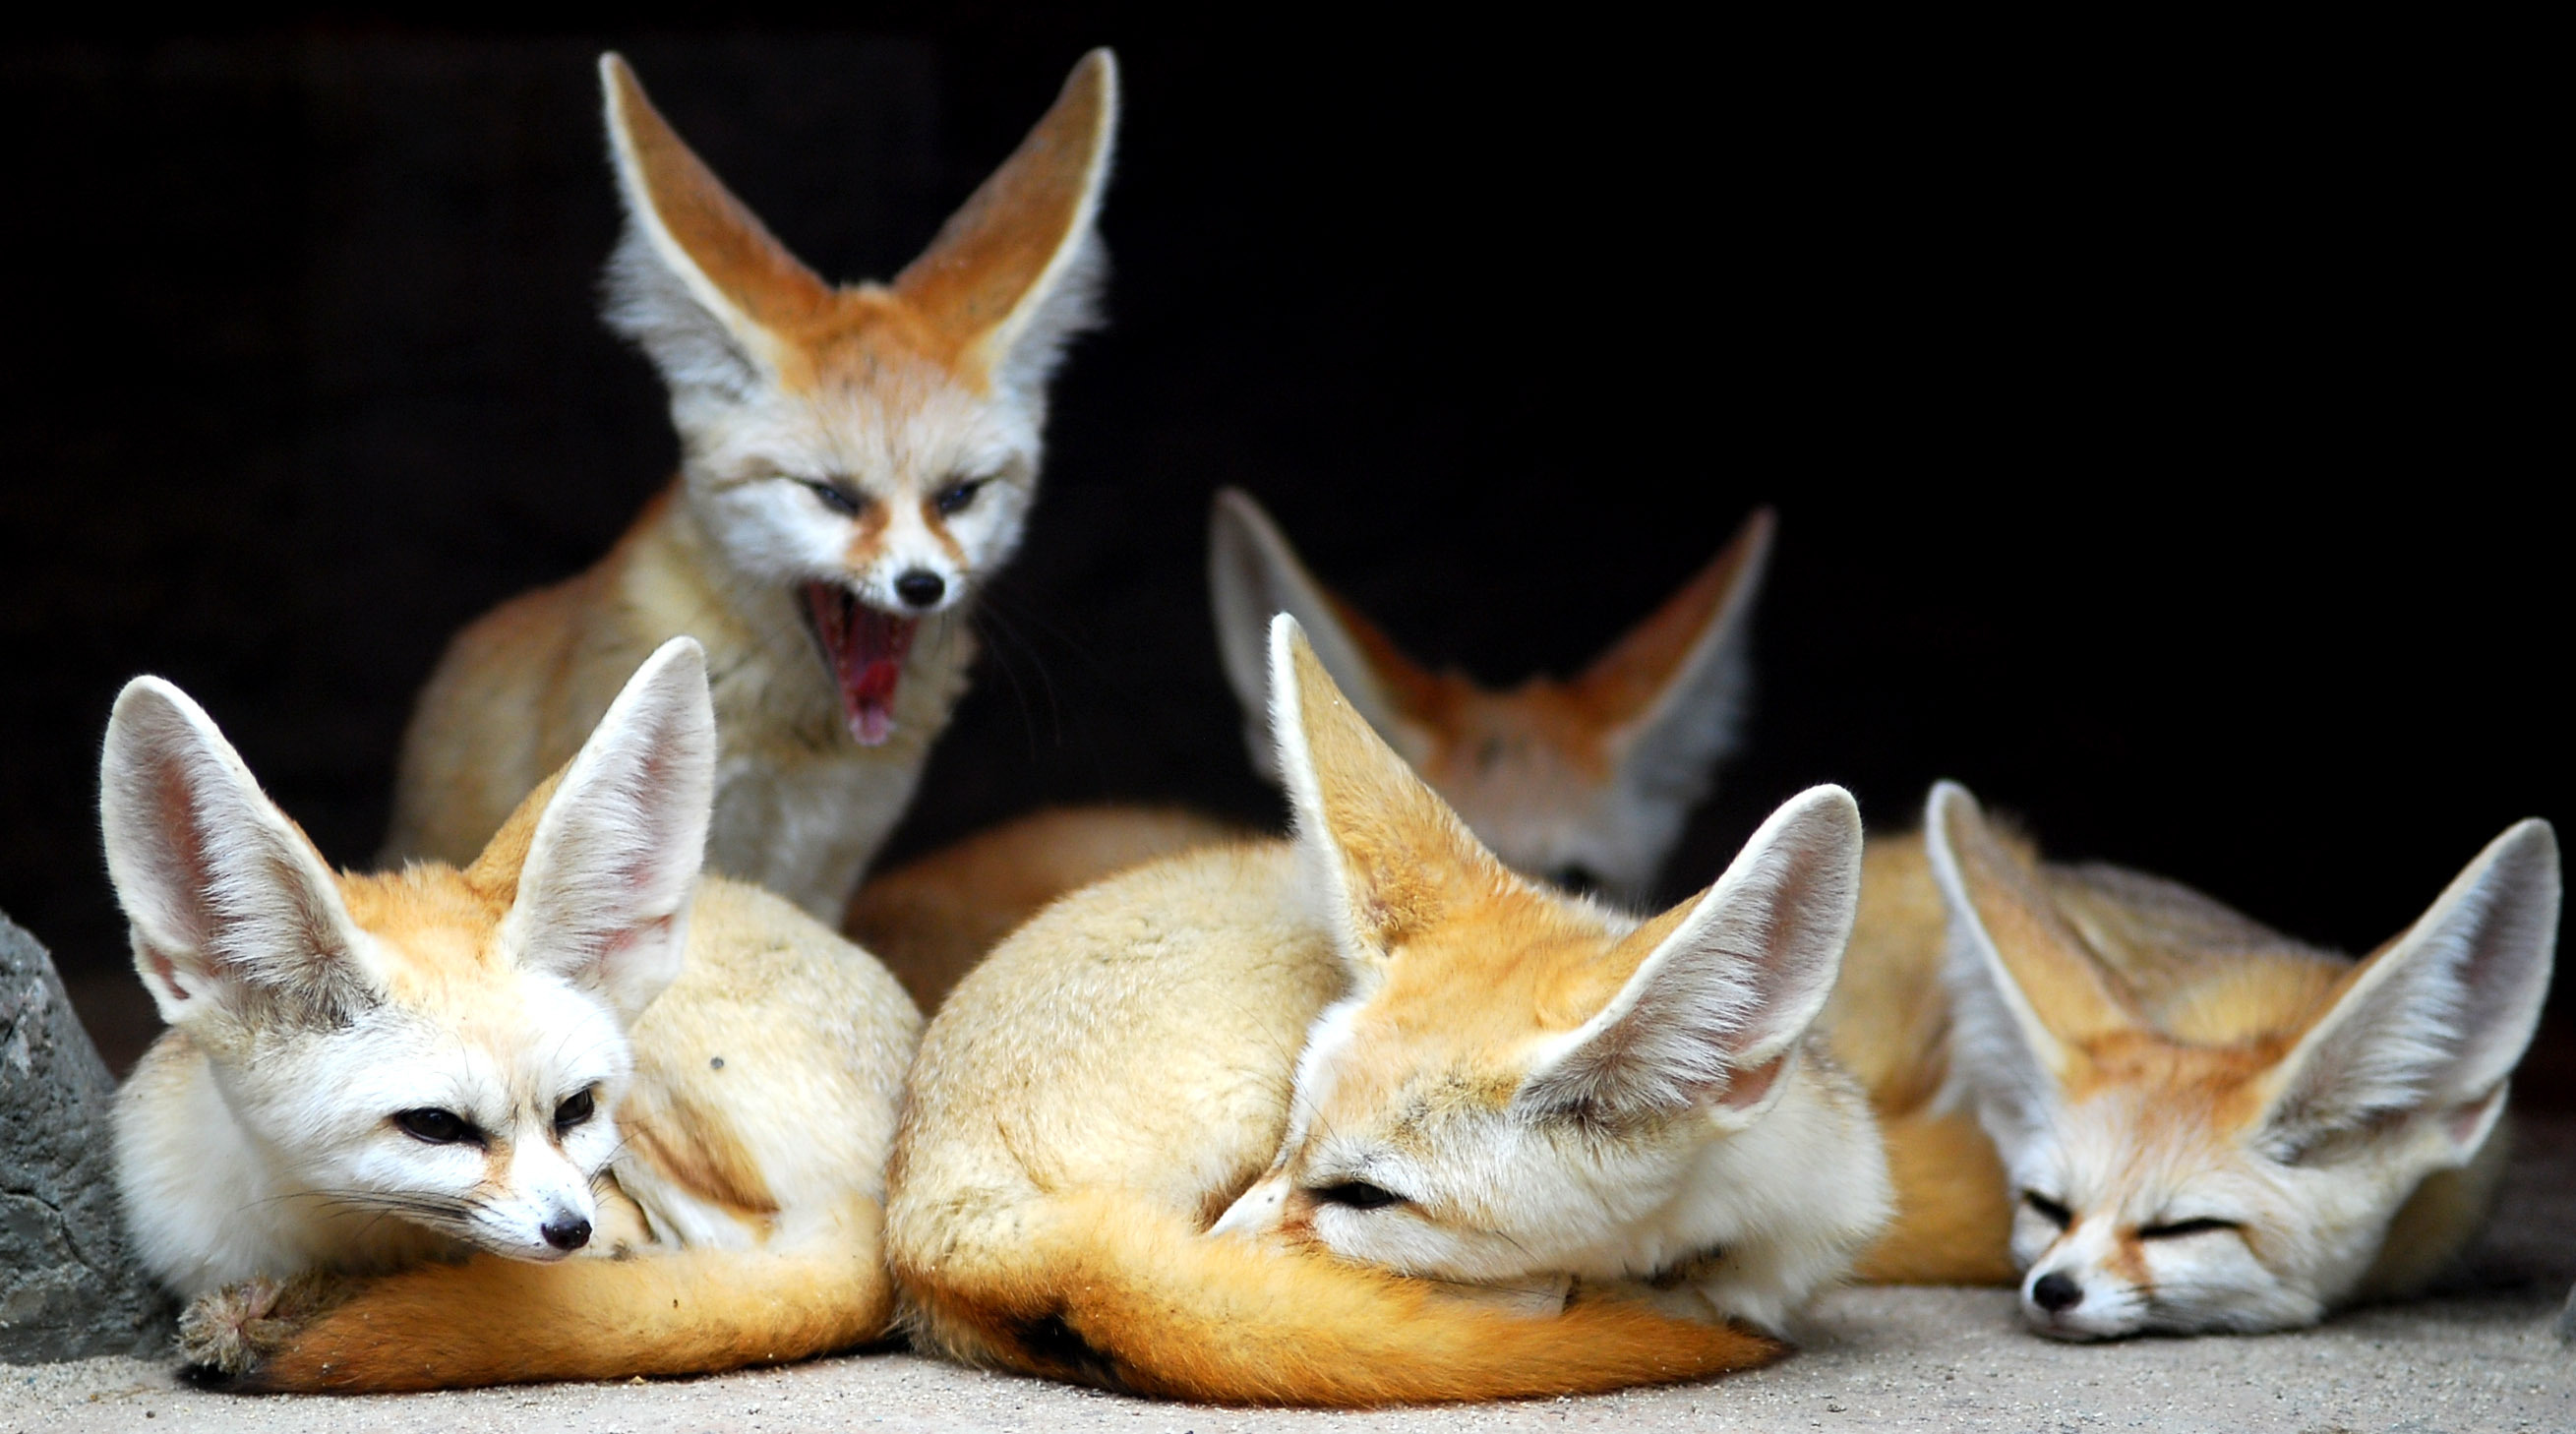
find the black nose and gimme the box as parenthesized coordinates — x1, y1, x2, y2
(893, 569, 945, 609)
(2031, 1271, 2083, 1312)
(540, 1216, 592, 1252)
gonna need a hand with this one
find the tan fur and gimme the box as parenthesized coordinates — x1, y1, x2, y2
(885, 623, 1884, 1405)
(1854, 1109, 2017, 1285)
(847, 805, 1246, 1009)
(840, 504, 1773, 1006)
(1822, 832, 2019, 1285)
(888, 844, 1786, 1405)
(1826, 786, 2550, 1334)
(386, 54, 1117, 921)
(1825, 821, 2468, 1293)
(143, 775, 923, 1391)
(197, 1198, 893, 1393)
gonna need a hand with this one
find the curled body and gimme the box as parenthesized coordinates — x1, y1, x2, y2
(1821, 782, 2557, 1340)
(885, 617, 1888, 1406)
(107, 641, 922, 1390)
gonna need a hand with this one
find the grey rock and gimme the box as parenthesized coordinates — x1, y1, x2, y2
(0, 912, 173, 1359)
(2559, 1279, 2576, 1344)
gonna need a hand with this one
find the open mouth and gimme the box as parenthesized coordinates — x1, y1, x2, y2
(802, 582, 918, 746)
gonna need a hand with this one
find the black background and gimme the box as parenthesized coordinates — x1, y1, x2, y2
(2, 11, 2560, 1091)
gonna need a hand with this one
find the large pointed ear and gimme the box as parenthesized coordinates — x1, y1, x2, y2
(598, 53, 838, 399)
(1520, 785, 1863, 1125)
(1212, 489, 1435, 781)
(1928, 781, 2142, 1139)
(892, 48, 1117, 396)
(1268, 614, 1498, 977)
(2253, 818, 2559, 1165)
(497, 639, 716, 1026)
(98, 679, 376, 1027)
(1579, 508, 1774, 798)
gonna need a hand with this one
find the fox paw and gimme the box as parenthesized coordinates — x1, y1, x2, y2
(177, 1272, 353, 1383)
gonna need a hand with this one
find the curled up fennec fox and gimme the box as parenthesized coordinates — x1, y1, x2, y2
(847, 494, 1774, 1007)
(885, 614, 1889, 1405)
(106, 639, 922, 1391)
(1826, 781, 2558, 1338)
(386, 49, 1118, 921)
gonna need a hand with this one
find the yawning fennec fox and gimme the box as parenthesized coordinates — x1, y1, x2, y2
(107, 640, 922, 1391)
(847, 494, 1772, 1006)
(884, 615, 1887, 1405)
(386, 50, 1117, 921)
(1828, 781, 2558, 1338)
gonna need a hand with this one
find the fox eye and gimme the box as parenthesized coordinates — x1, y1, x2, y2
(554, 1088, 597, 1134)
(1308, 1180, 1407, 1211)
(394, 1108, 478, 1146)
(931, 477, 987, 517)
(803, 480, 866, 517)
(2023, 1191, 2073, 1228)
(2137, 1216, 2239, 1240)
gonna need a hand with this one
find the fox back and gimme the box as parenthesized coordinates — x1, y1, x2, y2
(108, 641, 922, 1390)
(387, 50, 1118, 921)
(884, 616, 1887, 1405)
(1913, 781, 2557, 1338)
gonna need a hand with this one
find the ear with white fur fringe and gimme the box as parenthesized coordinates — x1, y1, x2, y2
(891, 49, 1119, 398)
(598, 49, 1116, 403)
(99, 679, 376, 1027)
(1589, 508, 1774, 811)
(1926, 780, 2143, 1144)
(1519, 784, 1863, 1124)
(1212, 490, 1430, 781)
(1267, 614, 1499, 978)
(2253, 818, 2559, 1165)
(598, 52, 834, 400)
(501, 638, 717, 1026)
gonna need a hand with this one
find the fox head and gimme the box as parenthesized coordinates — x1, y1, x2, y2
(102, 639, 717, 1265)
(1926, 781, 2559, 1339)
(1212, 615, 1883, 1327)
(601, 51, 1116, 745)
(1210, 490, 1772, 904)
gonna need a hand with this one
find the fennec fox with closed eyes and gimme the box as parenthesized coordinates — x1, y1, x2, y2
(883, 614, 1887, 1405)
(1827, 780, 2556, 1339)
(386, 50, 1117, 921)
(107, 640, 921, 1390)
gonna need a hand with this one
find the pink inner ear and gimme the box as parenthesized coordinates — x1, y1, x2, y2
(1717, 1049, 1790, 1112)
(2445, 1087, 2505, 1149)
(141, 944, 190, 1005)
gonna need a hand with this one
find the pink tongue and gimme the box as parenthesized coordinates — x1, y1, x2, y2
(806, 584, 919, 746)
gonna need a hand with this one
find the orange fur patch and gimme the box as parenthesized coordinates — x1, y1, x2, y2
(608, 53, 1109, 396)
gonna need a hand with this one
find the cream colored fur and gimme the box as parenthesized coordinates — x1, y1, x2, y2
(883, 617, 1887, 1404)
(1922, 780, 2557, 1338)
(385, 52, 1118, 920)
(105, 641, 922, 1389)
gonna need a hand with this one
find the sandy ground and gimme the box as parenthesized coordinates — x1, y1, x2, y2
(9, 1122, 2573, 1434)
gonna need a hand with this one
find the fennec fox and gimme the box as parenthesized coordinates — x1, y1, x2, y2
(1833, 780, 2557, 1338)
(846, 494, 1772, 1006)
(386, 50, 1118, 921)
(884, 615, 1887, 1405)
(106, 640, 922, 1390)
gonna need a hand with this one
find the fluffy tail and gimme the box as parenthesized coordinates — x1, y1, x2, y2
(898, 1190, 1783, 1406)
(1851, 1110, 2017, 1285)
(186, 1200, 893, 1393)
